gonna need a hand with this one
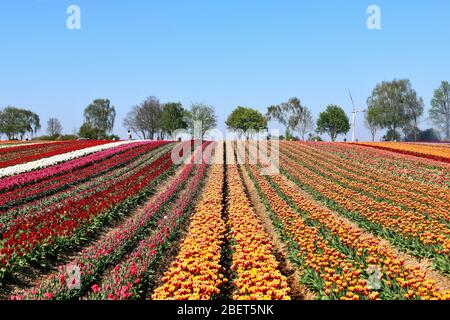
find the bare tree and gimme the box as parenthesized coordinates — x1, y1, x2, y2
(267, 97, 314, 140)
(430, 81, 450, 140)
(47, 118, 63, 136)
(185, 103, 217, 140)
(123, 97, 162, 140)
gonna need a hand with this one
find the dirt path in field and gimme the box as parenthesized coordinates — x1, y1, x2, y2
(279, 174, 450, 292)
(239, 165, 316, 300)
(0, 164, 187, 299)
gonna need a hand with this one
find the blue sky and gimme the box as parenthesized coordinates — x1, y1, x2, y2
(1, 1, 449, 141)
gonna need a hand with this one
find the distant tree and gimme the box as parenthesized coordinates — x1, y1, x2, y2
(316, 105, 350, 142)
(429, 81, 450, 141)
(364, 107, 382, 142)
(185, 103, 217, 140)
(404, 128, 440, 142)
(307, 133, 323, 142)
(404, 91, 424, 141)
(123, 106, 144, 139)
(226, 106, 267, 139)
(289, 107, 314, 141)
(383, 129, 401, 142)
(47, 118, 62, 137)
(266, 97, 314, 140)
(0, 106, 40, 140)
(161, 102, 187, 139)
(418, 128, 441, 142)
(367, 79, 423, 141)
(82, 99, 116, 139)
(79, 123, 106, 140)
(123, 97, 162, 140)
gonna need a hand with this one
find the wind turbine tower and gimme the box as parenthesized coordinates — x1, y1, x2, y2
(349, 91, 367, 143)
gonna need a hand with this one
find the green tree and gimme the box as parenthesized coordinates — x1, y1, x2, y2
(404, 90, 424, 141)
(185, 103, 217, 140)
(79, 123, 106, 140)
(367, 79, 423, 141)
(266, 97, 314, 140)
(226, 106, 267, 139)
(429, 81, 450, 140)
(383, 129, 401, 142)
(161, 102, 187, 138)
(0, 106, 40, 140)
(418, 128, 440, 142)
(316, 105, 350, 142)
(82, 99, 116, 138)
(364, 107, 382, 141)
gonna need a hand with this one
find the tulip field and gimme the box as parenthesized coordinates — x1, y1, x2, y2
(0, 139, 449, 300)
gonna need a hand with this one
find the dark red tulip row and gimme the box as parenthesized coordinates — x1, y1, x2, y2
(0, 150, 174, 278)
(0, 142, 172, 236)
(11, 142, 210, 300)
(87, 143, 212, 300)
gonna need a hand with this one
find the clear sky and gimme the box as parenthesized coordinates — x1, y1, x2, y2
(1, 0, 449, 141)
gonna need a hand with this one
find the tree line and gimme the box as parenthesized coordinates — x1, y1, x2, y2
(228, 79, 449, 142)
(1, 79, 449, 142)
(365, 80, 450, 142)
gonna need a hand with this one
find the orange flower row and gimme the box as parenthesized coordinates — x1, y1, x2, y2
(356, 142, 450, 165)
(359, 142, 450, 160)
(284, 141, 450, 204)
(152, 146, 226, 300)
(282, 143, 450, 222)
(279, 151, 450, 253)
(243, 161, 374, 300)
(225, 142, 290, 300)
(268, 171, 450, 300)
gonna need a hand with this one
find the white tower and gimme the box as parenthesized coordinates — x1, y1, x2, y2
(349, 91, 367, 142)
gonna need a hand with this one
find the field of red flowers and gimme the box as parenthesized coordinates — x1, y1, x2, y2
(1, 140, 449, 300)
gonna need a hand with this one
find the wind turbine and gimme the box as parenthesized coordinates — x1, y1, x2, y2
(349, 91, 367, 143)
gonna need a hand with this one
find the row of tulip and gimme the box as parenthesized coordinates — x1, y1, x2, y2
(243, 160, 376, 300)
(0, 141, 45, 149)
(0, 140, 112, 170)
(280, 147, 450, 246)
(285, 142, 450, 204)
(278, 149, 450, 273)
(225, 142, 290, 300)
(0, 148, 175, 279)
(0, 143, 173, 236)
(152, 143, 227, 300)
(85, 142, 212, 300)
(241, 150, 450, 300)
(306, 142, 450, 188)
(0, 141, 162, 192)
(0, 140, 142, 178)
(0, 142, 166, 210)
(282, 143, 450, 222)
(358, 142, 450, 164)
(264, 169, 450, 300)
(10, 143, 210, 300)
